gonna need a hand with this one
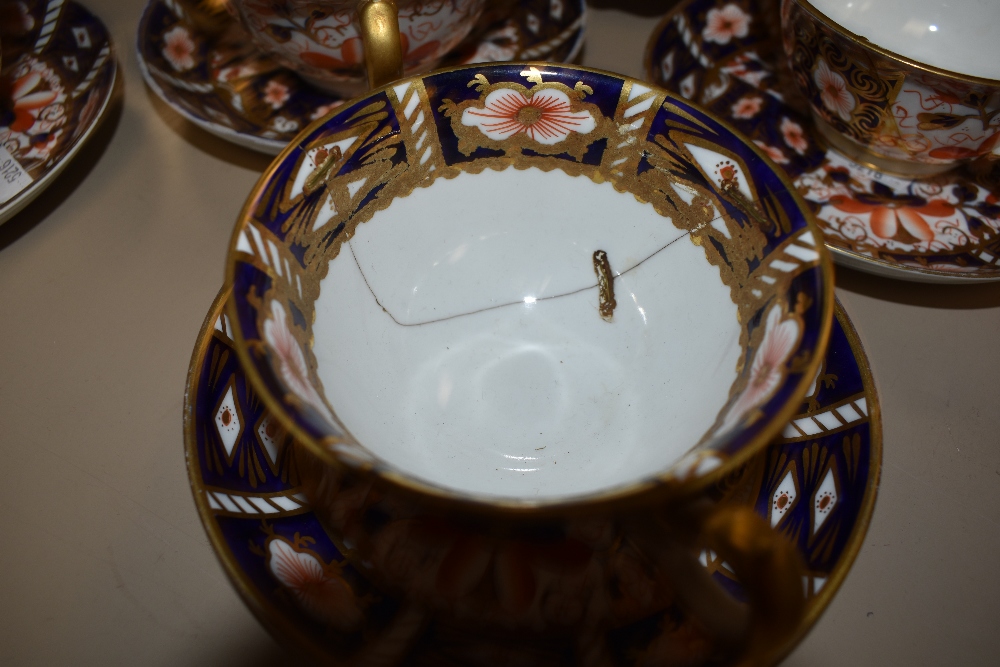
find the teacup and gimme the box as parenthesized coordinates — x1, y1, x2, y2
(227, 0, 486, 96)
(781, 0, 1000, 176)
(225, 63, 834, 658)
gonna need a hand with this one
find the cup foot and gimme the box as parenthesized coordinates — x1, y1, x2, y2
(812, 115, 958, 178)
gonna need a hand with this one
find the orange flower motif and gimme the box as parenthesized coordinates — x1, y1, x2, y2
(722, 305, 800, 431)
(702, 4, 751, 45)
(781, 116, 809, 155)
(5, 69, 58, 133)
(267, 538, 365, 632)
(262, 300, 334, 424)
(162, 25, 196, 72)
(310, 100, 344, 121)
(829, 182, 954, 241)
(753, 140, 789, 164)
(730, 95, 763, 119)
(462, 87, 596, 145)
(813, 58, 855, 121)
(263, 80, 290, 109)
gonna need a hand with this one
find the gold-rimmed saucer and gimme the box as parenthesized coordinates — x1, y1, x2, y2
(0, 0, 117, 225)
(184, 287, 880, 664)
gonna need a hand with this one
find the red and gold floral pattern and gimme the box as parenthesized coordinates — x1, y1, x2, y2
(138, 0, 588, 154)
(0, 57, 66, 168)
(721, 304, 802, 431)
(796, 154, 1000, 256)
(161, 24, 195, 71)
(646, 0, 1000, 280)
(262, 300, 336, 425)
(0, 0, 115, 219)
(812, 58, 854, 123)
(266, 535, 366, 632)
(782, 0, 1000, 170)
(731, 94, 762, 119)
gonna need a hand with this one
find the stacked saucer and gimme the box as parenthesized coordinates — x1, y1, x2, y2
(0, 0, 117, 225)
(182, 59, 881, 664)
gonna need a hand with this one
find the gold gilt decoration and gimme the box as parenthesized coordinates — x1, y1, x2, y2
(592, 250, 617, 322)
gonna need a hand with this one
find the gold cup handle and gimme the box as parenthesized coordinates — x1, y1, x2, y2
(703, 505, 806, 666)
(631, 503, 806, 665)
(357, 0, 405, 91)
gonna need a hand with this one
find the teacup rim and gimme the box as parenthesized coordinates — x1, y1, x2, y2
(796, 0, 1000, 87)
(222, 60, 836, 516)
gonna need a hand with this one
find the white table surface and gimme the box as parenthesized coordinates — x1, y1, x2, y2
(0, 1, 997, 664)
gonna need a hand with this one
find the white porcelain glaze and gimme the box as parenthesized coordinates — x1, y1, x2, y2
(809, 0, 1000, 79)
(312, 167, 740, 500)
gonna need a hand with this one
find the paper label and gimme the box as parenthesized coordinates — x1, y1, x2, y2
(0, 145, 34, 206)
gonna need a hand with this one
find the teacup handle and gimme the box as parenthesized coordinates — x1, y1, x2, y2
(631, 503, 806, 665)
(703, 505, 806, 665)
(358, 0, 404, 90)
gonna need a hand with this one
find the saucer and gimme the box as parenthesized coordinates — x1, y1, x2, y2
(0, 0, 117, 225)
(185, 287, 880, 663)
(137, 0, 587, 154)
(645, 0, 1000, 283)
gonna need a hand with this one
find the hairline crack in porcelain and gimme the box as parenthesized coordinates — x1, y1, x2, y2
(226, 63, 833, 509)
(314, 166, 742, 499)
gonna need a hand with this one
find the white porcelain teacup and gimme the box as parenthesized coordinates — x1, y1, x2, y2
(227, 0, 486, 95)
(781, 0, 1000, 176)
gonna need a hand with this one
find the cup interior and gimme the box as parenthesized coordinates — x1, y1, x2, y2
(314, 166, 743, 499)
(806, 0, 1000, 80)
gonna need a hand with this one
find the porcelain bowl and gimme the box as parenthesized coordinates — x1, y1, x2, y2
(782, 0, 1000, 176)
(225, 62, 834, 511)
